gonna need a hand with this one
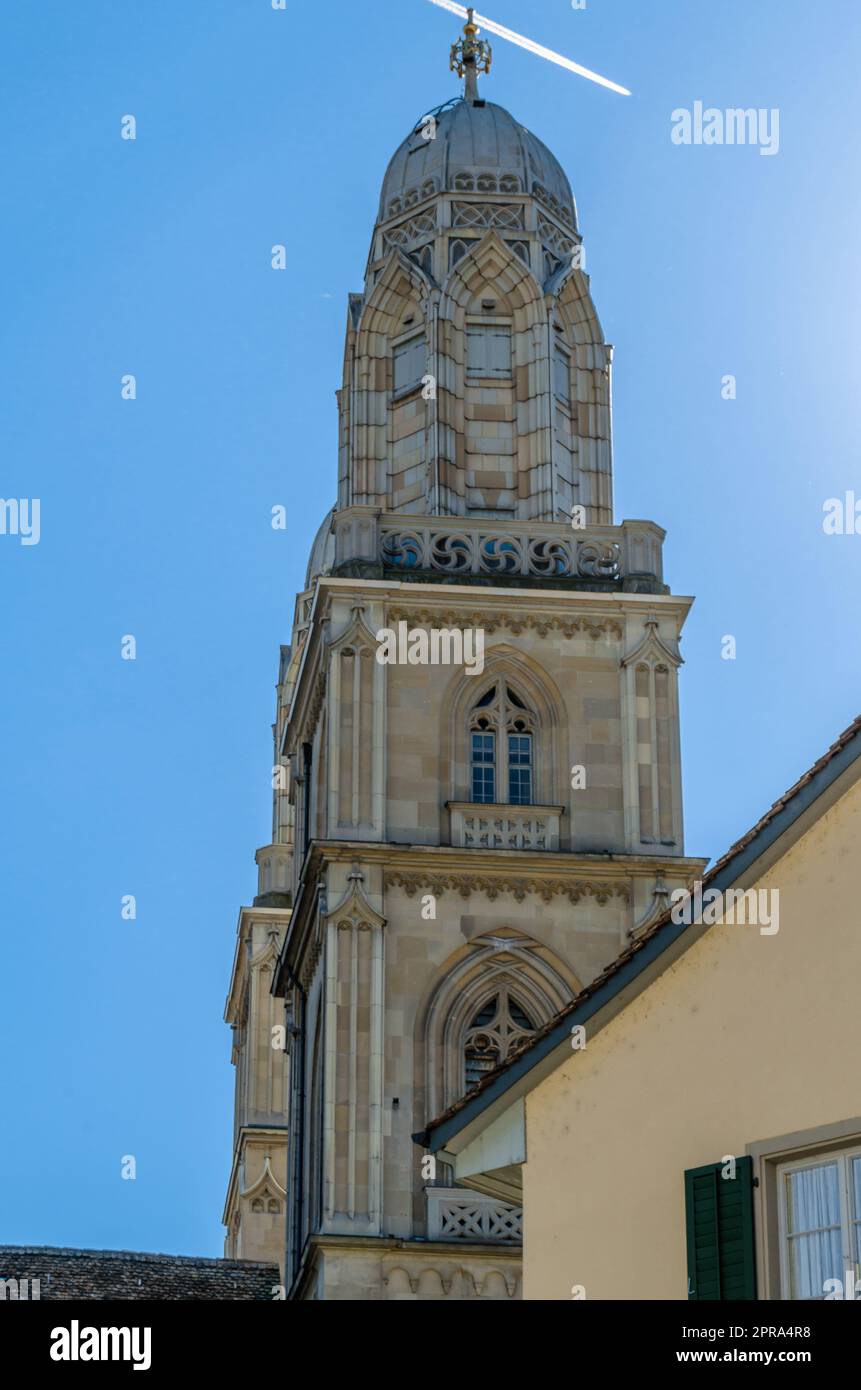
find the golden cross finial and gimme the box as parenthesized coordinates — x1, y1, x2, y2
(450, 7, 492, 104)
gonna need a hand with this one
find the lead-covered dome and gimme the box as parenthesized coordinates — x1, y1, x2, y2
(304, 506, 335, 589)
(378, 98, 577, 232)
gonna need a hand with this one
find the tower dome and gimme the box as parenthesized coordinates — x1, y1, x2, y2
(304, 506, 336, 589)
(345, 8, 610, 531)
(378, 98, 577, 233)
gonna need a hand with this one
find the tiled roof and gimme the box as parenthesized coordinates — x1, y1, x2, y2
(421, 713, 861, 1143)
(0, 1246, 279, 1301)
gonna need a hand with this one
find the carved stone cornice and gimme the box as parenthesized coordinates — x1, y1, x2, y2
(385, 869, 630, 905)
(387, 607, 622, 641)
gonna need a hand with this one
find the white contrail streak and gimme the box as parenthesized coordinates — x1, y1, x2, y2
(426, 0, 631, 96)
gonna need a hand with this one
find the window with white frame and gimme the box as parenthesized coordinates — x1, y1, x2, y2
(778, 1148, 861, 1299)
(466, 322, 512, 380)
(468, 684, 535, 806)
(393, 334, 426, 395)
(470, 728, 496, 803)
(508, 730, 533, 805)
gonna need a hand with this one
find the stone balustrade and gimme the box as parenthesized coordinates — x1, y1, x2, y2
(426, 1187, 523, 1243)
(449, 803, 563, 852)
(331, 506, 665, 589)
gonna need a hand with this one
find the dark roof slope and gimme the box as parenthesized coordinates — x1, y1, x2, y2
(0, 1246, 279, 1301)
(420, 713, 861, 1147)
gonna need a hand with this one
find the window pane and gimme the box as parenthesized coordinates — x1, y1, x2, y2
(471, 730, 496, 804)
(509, 734, 531, 764)
(394, 336, 425, 393)
(784, 1163, 843, 1299)
(508, 733, 532, 806)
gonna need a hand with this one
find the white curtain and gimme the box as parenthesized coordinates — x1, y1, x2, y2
(785, 1162, 842, 1299)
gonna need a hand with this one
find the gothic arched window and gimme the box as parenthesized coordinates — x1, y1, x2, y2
(469, 684, 535, 806)
(464, 989, 535, 1090)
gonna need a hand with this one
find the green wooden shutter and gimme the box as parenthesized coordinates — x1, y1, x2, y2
(685, 1157, 757, 1300)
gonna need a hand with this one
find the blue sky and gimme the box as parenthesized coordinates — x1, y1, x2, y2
(1, 0, 859, 1257)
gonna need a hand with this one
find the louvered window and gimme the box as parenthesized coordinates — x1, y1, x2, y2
(554, 341, 571, 404)
(393, 335, 426, 394)
(466, 323, 512, 379)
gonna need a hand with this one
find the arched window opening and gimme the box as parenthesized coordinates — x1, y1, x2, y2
(463, 989, 535, 1090)
(468, 685, 536, 806)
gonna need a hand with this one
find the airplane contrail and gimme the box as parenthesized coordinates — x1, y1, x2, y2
(426, 0, 631, 96)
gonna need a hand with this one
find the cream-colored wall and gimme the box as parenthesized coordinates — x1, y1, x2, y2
(523, 771, 861, 1301)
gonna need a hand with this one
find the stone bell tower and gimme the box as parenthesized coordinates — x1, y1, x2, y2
(252, 12, 705, 1300)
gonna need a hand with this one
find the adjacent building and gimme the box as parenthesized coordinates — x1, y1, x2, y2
(420, 716, 861, 1301)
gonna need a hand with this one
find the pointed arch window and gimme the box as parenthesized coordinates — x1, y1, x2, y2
(464, 989, 536, 1090)
(469, 684, 535, 806)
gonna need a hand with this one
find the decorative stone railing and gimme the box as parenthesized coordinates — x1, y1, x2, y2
(449, 803, 563, 852)
(381, 526, 622, 579)
(332, 507, 665, 587)
(426, 1188, 523, 1244)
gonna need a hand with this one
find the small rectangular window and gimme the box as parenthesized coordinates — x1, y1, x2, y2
(467, 323, 512, 380)
(393, 335, 426, 395)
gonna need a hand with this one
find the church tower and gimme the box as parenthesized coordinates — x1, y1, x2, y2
(233, 13, 705, 1299)
(222, 646, 293, 1272)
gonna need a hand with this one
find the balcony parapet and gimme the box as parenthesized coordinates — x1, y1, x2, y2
(331, 507, 666, 592)
(449, 803, 563, 852)
(426, 1187, 522, 1244)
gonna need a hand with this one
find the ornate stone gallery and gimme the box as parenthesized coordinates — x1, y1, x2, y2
(223, 13, 704, 1300)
